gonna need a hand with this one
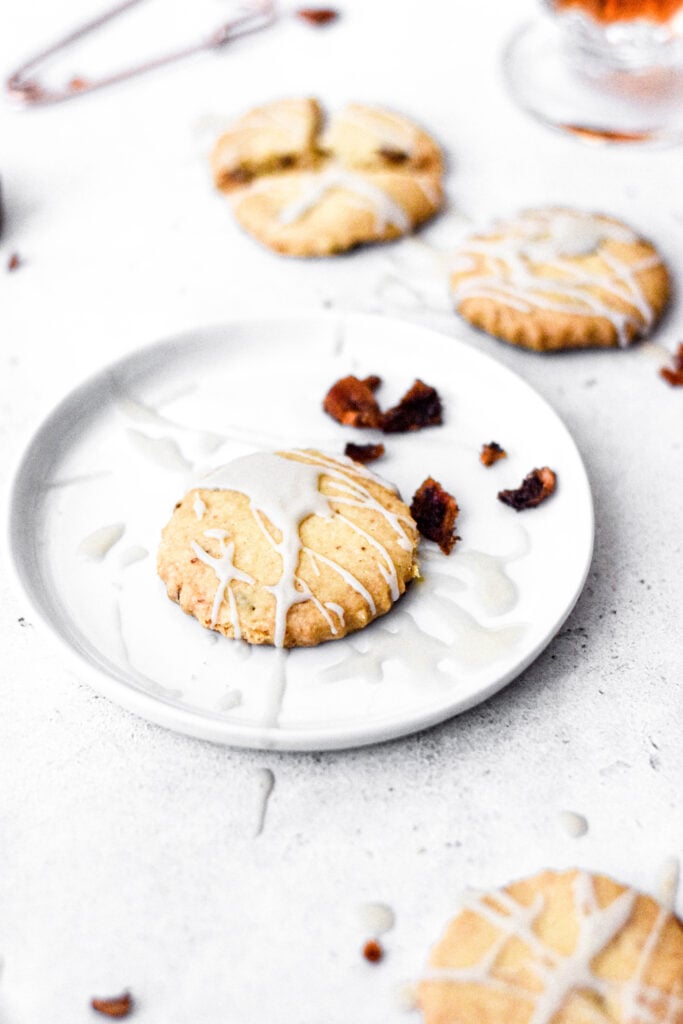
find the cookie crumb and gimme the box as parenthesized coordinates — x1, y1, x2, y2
(411, 477, 460, 555)
(498, 467, 556, 511)
(381, 379, 443, 434)
(659, 342, 683, 386)
(91, 991, 133, 1017)
(7, 252, 21, 272)
(323, 375, 383, 428)
(345, 442, 385, 464)
(296, 7, 339, 23)
(363, 939, 384, 963)
(480, 441, 507, 467)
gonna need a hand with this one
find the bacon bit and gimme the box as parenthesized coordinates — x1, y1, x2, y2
(296, 7, 339, 24)
(480, 441, 507, 467)
(659, 343, 683, 387)
(7, 253, 21, 272)
(345, 441, 385, 464)
(69, 76, 89, 92)
(91, 991, 133, 1018)
(363, 939, 384, 963)
(379, 146, 409, 164)
(498, 467, 557, 511)
(381, 379, 443, 434)
(410, 477, 460, 555)
(323, 374, 383, 428)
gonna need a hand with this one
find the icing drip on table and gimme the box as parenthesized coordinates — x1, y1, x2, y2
(451, 209, 662, 347)
(658, 857, 680, 911)
(247, 165, 410, 232)
(425, 872, 682, 1024)
(559, 810, 589, 838)
(196, 451, 411, 649)
(252, 767, 275, 837)
(77, 522, 125, 561)
(358, 901, 396, 937)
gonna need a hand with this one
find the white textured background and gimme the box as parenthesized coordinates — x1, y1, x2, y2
(1, 0, 682, 1021)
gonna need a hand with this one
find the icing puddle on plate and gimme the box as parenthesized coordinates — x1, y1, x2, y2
(11, 314, 593, 749)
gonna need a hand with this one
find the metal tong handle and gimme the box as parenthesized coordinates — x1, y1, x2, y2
(6, 0, 276, 107)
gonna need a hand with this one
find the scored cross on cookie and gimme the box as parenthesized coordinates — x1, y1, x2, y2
(211, 97, 444, 256)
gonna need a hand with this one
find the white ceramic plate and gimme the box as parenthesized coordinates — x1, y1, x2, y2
(8, 313, 593, 750)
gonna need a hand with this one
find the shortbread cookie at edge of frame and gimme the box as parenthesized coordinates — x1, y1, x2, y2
(419, 867, 683, 1024)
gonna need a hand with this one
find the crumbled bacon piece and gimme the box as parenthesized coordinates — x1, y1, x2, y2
(410, 477, 460, 555)
(91, 991, 134, 1018)
(323, 375, 383, 428)
(296, 7, 339, 23)
(363, 939, 384, 963)
(345, 442, 385, 464)
(381, 379, 443, 434)
(480, 441, 507, 467)
(7, 252, 21, 271)
(498, 467, 557, 511)
(660, 343, 683, 387)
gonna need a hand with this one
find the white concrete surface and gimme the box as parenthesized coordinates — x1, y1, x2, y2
(1, 0, 682, 1021)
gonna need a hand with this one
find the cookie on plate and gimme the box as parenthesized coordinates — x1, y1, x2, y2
(450, 208, 670, 351)
(419, 868, 683, 1024)
(157, 449, 419, 648)
(211, 98, 444, 256)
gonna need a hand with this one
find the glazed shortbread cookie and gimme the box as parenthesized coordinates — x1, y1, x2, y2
(157, 449, 419, 648)
(211, 98, 443, 256)
(450, 208, 669, 351)
(419, 868, 683, 1024)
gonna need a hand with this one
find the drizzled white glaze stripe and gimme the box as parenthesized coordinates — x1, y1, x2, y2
(242, 165, 410, 233)
(191, 529, 254, 636)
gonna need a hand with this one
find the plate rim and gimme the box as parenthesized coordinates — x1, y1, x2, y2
(5, 310, 595, 751)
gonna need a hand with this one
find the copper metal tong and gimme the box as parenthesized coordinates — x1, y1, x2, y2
(6, 0, 276, 107)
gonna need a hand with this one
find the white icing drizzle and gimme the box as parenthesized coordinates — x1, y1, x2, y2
(126, 428, 192, 471)
(77, 522, 125, 561)
(334, 104, 418, 156)
(412, 174, 441, 208)
(451, 209, 662, 347)
(252, 767, 275, 837)
(197, 451, 408, 649)
(257, 165, 410, 232)
(658, 857, 680, 911)
(359, 901, 395, 937)
(433, 548, 519, 617)
(190, 529, 254, 636)
(218, 688, 242, 711)
(118, 544, 148, 568)
(193, 492, 207, 520)
(559, 810, 589, 838)
(321, 609, 453, 684)
(425, 872, 681, 1024)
